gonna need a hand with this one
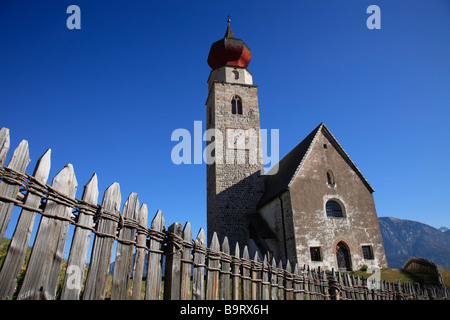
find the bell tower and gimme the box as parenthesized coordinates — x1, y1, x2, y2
(205, 20, 265, 249)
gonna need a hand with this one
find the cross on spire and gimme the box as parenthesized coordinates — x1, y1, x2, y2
(224, 15, 235, 38)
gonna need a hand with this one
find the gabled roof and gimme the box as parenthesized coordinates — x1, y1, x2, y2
(257, 122, 375, 208)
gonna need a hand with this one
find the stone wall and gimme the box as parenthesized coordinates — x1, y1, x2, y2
(206, 72, 265, 249)
(288, 127, 388, 270)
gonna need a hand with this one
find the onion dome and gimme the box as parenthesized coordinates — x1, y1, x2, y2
(207, 19, 252, 70)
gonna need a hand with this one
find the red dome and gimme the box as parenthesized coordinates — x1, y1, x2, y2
(207, 23, 252, 70)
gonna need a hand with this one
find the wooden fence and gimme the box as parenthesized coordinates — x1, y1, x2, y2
(0, 127, 448, 300)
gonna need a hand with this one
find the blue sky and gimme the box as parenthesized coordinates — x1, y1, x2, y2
(1, 0, 450, 248)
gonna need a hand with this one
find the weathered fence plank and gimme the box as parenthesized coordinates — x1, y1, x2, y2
(321, 270, 329, 300)
(270, 258, 278, 300)
(231, 243, 240, 300)
(251, 252, 261, 300)
(219, 237, 230, 300)
(241, 246, 251, 300)
(83, 182, 121, 300)
(206, 232, 220, 300)
(111, 192, 139, 300)
(298, 265, 305, 300)
(164, 222, 183, 300)
(180, 222, 192, 300)
(61, 172, 98, 300)
(130, 203, 148, 300)
(0, 140, 30, 243)
(0, 149, 51, 299)
(328, 269, 339, 300)
(293, 263, 300, 300)
(303, 266, 311, 300)
(261, 255, 270, 300)
(18, 163, 77, 300)
(0, 127, 10, 166)
(277, 260, 284, 300)
(285, 260, 293, 300)
(145, 209, 165, 300)
(192, 228, 206, 300)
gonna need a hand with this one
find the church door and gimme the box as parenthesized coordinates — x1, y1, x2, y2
(336, 242, 352, 271)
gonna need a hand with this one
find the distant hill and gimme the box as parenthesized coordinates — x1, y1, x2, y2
(379, 217, 450, 268)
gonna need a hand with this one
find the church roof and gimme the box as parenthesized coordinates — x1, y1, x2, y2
(207, 20, 252, 70)
(257, 122, 375, 208)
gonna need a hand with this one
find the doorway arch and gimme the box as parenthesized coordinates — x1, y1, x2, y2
(336, 241, 352, 271)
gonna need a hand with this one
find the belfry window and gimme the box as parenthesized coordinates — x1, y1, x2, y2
(231, 95, 242, 115)
(326, 200, 344, 217)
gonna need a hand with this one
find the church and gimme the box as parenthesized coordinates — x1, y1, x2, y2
(205, 21, 388, 272)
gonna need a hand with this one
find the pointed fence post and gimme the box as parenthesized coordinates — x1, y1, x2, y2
(356, 276, 364, 300)
(315, 269, 322, 300)
(341, 273, 349, 300)
(130, 203, 148, 300)
(220, 237, 231, 300)
(83, 182, 121, 300)
(328, 269, 340, 300)
(111, 192, 139, 300)
(0, 140, 31, 243)
(0, 149, 51, 300)
(18, 164, 78, 300)
(310, 269, 316, 299)
(277, 260, 284, 300)
(145, 210, 166, 300)
(395, 281, 403, 300)
(164, 222, 183, 300)
(180, 222, 192, 300)
(61, 172, 98, 300)
(321, 270, 329, 300)
(192, 228, 206, 300)
(339, 272, 348, 300)
(261, 255, 270, 300)
(285, 260, 293, 300)
(231, 243, 240, 300)
(373, 277, 380, 300)
(241, 246, 251, 300)
(293, 264, 300, 300)
(251, 252, 261, 300)
(270, 258, 278, 300)
(297, 265, 304, 300)
(206, 232, 220, 300)
(0, 127, 10, 166)
(302, 265, 309, 300)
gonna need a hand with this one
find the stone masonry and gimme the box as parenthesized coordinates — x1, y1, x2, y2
(206, 66, 265, 249)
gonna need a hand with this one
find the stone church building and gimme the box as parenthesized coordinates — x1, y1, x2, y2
(205, 21, 388, 271)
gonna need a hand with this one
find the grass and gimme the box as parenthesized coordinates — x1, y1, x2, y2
(438, 266, 450, 288)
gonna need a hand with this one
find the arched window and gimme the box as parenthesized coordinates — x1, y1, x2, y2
(326, 200, 344, 217)
(327, 171, 335, 185)
(231, 95, 242, 115)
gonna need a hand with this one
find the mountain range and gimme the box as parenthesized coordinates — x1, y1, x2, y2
(379, 217, 450, 268)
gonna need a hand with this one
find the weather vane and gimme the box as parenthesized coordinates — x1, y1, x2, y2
(227, 14, 231, 24)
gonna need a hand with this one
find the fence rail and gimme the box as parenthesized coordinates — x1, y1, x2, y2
(0, 127, 448, 300)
